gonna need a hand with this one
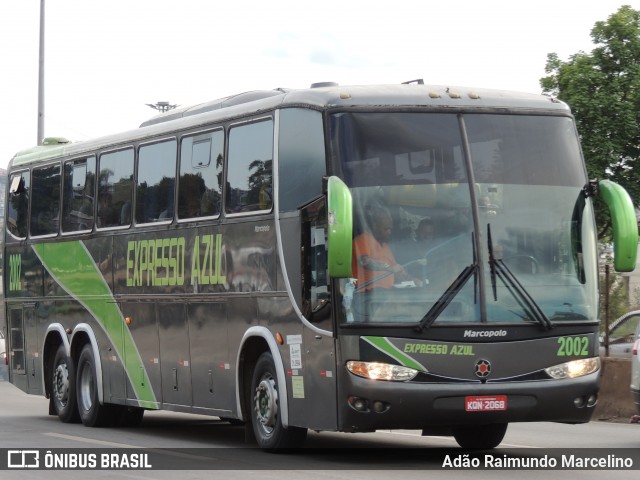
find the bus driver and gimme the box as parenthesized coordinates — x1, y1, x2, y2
(352, 206, 422, 291)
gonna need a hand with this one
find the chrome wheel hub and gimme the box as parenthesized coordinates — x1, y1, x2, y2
(53, 364, 70, 406)
(254, 376, 278, 432)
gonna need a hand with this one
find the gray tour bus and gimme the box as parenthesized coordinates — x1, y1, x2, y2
(3, 81, 637, 449)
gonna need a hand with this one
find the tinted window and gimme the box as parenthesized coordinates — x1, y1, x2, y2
(278, 109, 325, 211)
(136, 140, 177, 224)
(329, 112, 466, 188)
(7, 172, 30, 239)
(97, 149, 134, 228)
(226, 120, 273, 214)
(62, 157, 96, 232)
(30, 164, 61, 236)
(464, 115, 584, 187)
(178, 130, 223, 219)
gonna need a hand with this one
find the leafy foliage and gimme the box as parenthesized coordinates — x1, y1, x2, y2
(541, 6, 640, 235)
(599, 269, 629, 327)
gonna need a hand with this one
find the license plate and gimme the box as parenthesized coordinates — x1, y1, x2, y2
(465, 395, 507, 412)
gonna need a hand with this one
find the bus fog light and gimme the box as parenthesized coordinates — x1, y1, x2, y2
(574, 396, 586, 408)
(545, 357, 600, 379)
(587, 394, 597, 407)
(348, 396, 369, 412)
(372, 400, 389, 413)
(346, 361, 418, 381)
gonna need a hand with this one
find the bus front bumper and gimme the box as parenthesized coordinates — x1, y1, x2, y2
(337, 372, 599, 432)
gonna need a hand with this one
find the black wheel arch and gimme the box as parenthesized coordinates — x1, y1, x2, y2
(238, 336, 270, 421)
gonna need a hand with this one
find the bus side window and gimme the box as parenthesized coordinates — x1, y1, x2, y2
(97, 149, 134, 229)
(226, 119, 273, 214)
(178, 130, 223, 220)
(301, 197, 330, 324)
(278, 108, 325, 213)
(136, 140, 176, 224)
(7, 172, 30, 239)
(62, 157, 96, 233)
(30, 164, 61, 237)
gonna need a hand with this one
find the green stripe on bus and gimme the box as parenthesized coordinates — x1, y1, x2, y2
(362, 336, 425, 372)
(32, 241, 157, 407)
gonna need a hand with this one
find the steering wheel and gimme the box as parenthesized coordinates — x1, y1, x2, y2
(354, 257, 430, 293)
(503, 255, 539, 274)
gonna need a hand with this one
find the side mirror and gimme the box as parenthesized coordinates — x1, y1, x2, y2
(327, 176, 353, 278)
(599, 180, 638, 272)
(9, 175, 25, 195)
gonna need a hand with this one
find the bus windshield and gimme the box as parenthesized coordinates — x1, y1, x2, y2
(330, 112, 599, 326)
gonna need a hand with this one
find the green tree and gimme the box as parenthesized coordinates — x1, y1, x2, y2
(599, 269, 629, 329)
(541, 6, 640, 233)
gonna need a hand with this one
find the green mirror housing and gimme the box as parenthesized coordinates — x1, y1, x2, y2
(327, 176, 353, 278)
(599, 179, 638, 272)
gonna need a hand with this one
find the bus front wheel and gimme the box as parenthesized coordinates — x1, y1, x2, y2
(250, 352, 307, 450)
(76, 344, 114, 427)
(452, 423, 508, 449)
(51, 344, 80, 423)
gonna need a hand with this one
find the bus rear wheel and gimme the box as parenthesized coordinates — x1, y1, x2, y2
(250, 352, 307, 450)
(76, 344, 114, 427)
(452, 423, 508, 449)
(51, 344, 80, 423)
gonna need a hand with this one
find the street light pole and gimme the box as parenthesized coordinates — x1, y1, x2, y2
(146, 102, 178, 113)
(37, 0, 45, 145)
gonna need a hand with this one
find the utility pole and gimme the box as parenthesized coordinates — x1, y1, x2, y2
(604, 263, 610, 357)
(37, 0, 45, 145)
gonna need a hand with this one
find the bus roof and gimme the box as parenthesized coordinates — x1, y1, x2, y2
(10, 82, 569, 168)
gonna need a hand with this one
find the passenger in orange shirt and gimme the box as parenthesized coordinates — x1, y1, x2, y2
(352, 206, 422, 291)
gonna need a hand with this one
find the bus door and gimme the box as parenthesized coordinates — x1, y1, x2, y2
(297, 197, 338, 431)
(8, 304, 40, 394)
(187, 301, 233, 412)
(157, 302, 192, 407)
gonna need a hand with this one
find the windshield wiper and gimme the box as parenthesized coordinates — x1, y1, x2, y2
(415, 234, 478, 332)
(487, 224, 553, 331)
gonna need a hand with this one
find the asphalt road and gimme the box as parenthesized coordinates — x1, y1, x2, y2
(0, 373, 638, 480)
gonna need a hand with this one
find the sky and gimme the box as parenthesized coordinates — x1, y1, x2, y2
(0, 0, 638, 169)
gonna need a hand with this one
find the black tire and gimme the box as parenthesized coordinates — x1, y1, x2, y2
(452, 423, 508, 449)
(250, 352, 307, 450)
(76, 344, 114, 427)
(51, 344, 80, 423)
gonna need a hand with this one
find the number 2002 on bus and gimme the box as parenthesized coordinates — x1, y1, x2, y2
(465, 395, 508, 412)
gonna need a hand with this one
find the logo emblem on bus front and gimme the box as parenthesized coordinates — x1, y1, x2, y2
(475, 359, 491, 378)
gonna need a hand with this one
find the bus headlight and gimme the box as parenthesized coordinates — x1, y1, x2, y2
(544, 357, 600, 379)
(346, 361, 418, 381)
